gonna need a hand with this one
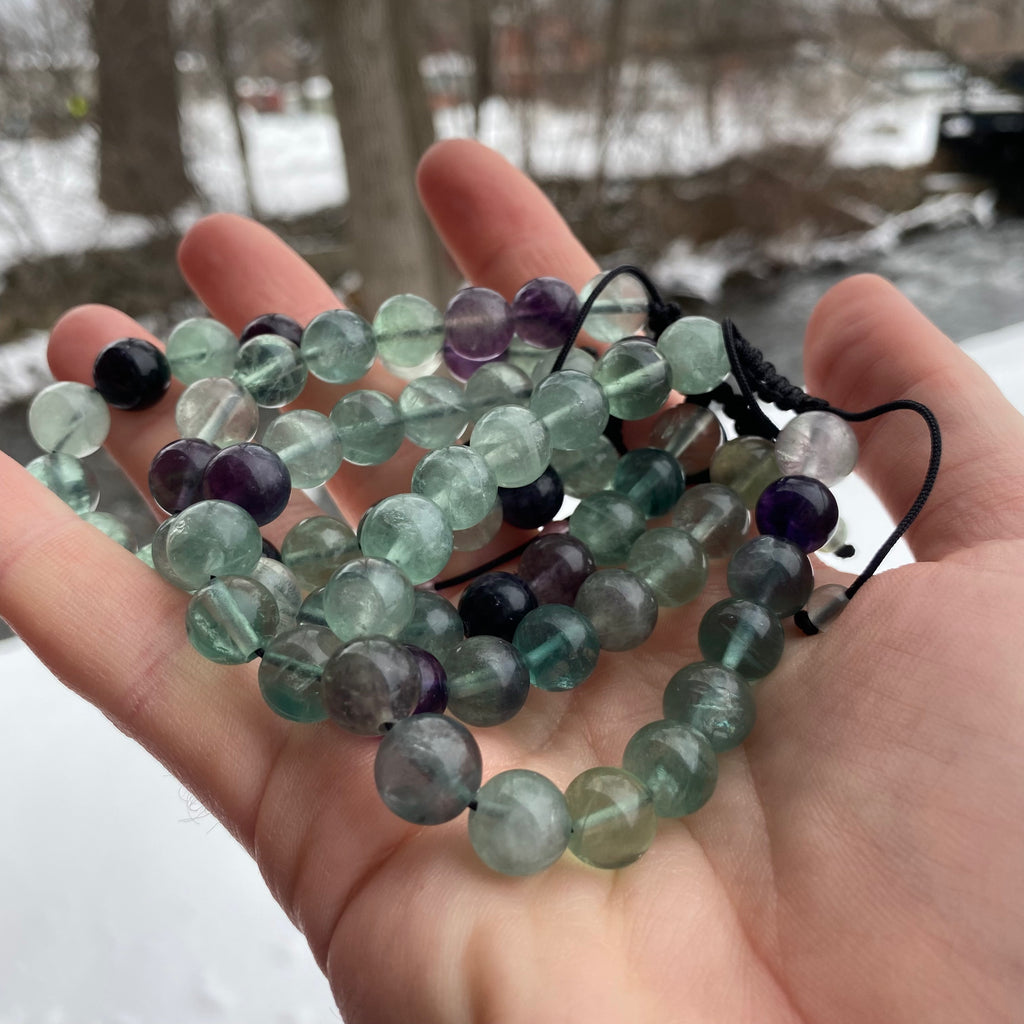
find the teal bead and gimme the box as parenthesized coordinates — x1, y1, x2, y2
(622, 720, 717, 817)
(298, 587, 328, 627)
(281, 515, 360, 590)
(663, 661, 755, 752)
(301, 308, 376, 384)
(464, 361, 533, 417)
(27, 453, 99, 513)
(452, 498, 503, 552)
(550, 435, 619, 498)
(503, 335, 551, 381)
(710, 436, 781, 510)
(592, 339, 672, 420)
(150, 518, 195, 591)
(612, 447, 684, 517)
(565, 766, 656, 869)
(234, 335, 308, 408)
(445, 635, 531, 726)
(697, 597, 784, 681)
(470, 406, 551, 488)
(578, 272, 648, 345)
(185, 575, 280, 664)
(323, 556, 415, 642)
(529, 346, 596, 386)
(672, 482, 749, 560)
(657, 316, 729, 394)
(398, 590, 465, 665)
(136, 543, 155, 569)
(468, 769, 571, 876)
(162, 499, 263, 591)
(262, 409, 344, 488)
(512, 604, 600, 691)
(398, 376, 469, 449)
(80, 510, 134, 551)
(28, 381, 110, 457)
(258, 624, 340, 722)
(330, 389, 404, 466)
(411, 446, 497, 530)
(175, 377, 259, 448)
(726, 536, 813, 616)
(373, 293, 444, 372)
(626, 526, 708, 607)
(166, 318, 239, 385)
(569, 491, 646, 565)
(357, 493, 453, 585)
(574, 568, 658, 651)
(248, 556, 303, 630)
(529, 369, 609, 451)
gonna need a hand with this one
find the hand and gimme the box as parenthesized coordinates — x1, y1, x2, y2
(2, 139, 1022, 1024)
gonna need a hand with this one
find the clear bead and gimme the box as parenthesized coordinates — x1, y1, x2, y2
(578, 271, 648, 344)
(592, 339, 672, 420)
(234, 335, 308, 407)
(262, 409, 344, 488)
(656, 316, 730, 394)
(166, 318, 239, 385)
(470, 406, 551, 488)
(529, 369, 609, 451)
(175, 377, 259, 448)
(646, 402, 724, 475)
(27, 453, 100, 513)
(28, 381, 110, 457)
(301, 308, 376, 384)
(775, 411, 859, 485)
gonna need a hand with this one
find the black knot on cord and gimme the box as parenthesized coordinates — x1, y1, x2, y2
(647, 300, 683, 339)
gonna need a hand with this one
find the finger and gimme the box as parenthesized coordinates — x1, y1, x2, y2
(804, 274, 1024, 562)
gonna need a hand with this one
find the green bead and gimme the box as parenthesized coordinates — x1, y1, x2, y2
(27, 453, 99, 513)
(248, 556, 303, 630)
(330, 389, 404, 466)
(550, 436, 619, 498)
(262, 409, 344, 488)
(512, 604, 600, 691)
(574, 568, 658, 651)
(357, 493, 453, 585)
(578, 272, 648, 345)
(622, 719, 717, 817)
(663, 661, 755, 752)
(398, 590, 465, 665)
(166, 318, 239, 385)
(464, 361, 533, 417)
(592, 339, 672, 420)
(398, 376, 469, 449)
(468, 770, 571, 876)
(234, 335, 308, 408)
(626, 526, 708, 606)
(258, 624, 340, 722)
(185, 575, 280, 664)
(373, 293, 444, 372)
(503, 335, 550, 381)
(710, 436, 781, 509)
(175, 377, 259, 448)
(569, 491, 646, 565)
(697, 598, 784, 681)
(657, 316, 730, 394)
(298, 587, 329, 626)
(150, 517, 195, 591)
(323, 556, 415, 642)
(445, 635, 531, 726)
(565, 766, 656, 869)
(136, 543, 155, 569)
(452, 498, 503, 552)
(80, 510, 134, 551)
(529, 346, 596, 385)
(163, 499, 263, 591)
(301, 309, 376, 384)
(470, 405, 551, 488)
(281, 515, 360, 590)
(28, 381, 110, 457)
(529, 370, 609, 451)
(411, 446, 497, 530)
(612, 447, 684, 517)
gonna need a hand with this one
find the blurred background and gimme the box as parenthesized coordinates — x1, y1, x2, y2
(1, 0, 1023, 1020)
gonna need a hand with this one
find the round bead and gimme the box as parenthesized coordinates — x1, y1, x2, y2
(300, 309, 376, 384)
(444, 286, 513, 360)
(656, 316, 729, 394)
(240, 313, 302, 346)
(565, 766, 656, 869)
(166, 318, 239, 385)
(330, 390, 404, 466)
(201, 442, 291, 526)
(513, 604, 600, 691)
(150, 517, 196, 591)
(258, 624, 340, 722)
(698, 598, 785, 681)
(469, 770, 572, 875)
(821, 517, 849, 555)
(499, 466, 564, 529)
(727, 535, 813, 616)
(185, 576, 279, 664)
(281, 515, 360, 590)
(398, 377, 469, 449)
(148, 437, 218, 514)
(627, 526, 708, 606)
(162, 500, 263, 590)
(298, 587, 329, 627)
(458, 571, 538, 642)
(412, 446, 496, 531)
(175, 377, 259, 448)
(234, 335, 308, 408)
(672, 482, 749, 560)
(775, 410, 859, 485)
(323, 556, 415, 642)
(529, 370, 609, 450)
(322, 637, 420, 735)
(136, 544, 155, 569)
(592, 339, 672, 420)
(357, 493, 453, 585)
(452, 498, 504, 552)
(374, 714, 482, 825)
(663, 661, 755, 752)
(463, 362, 533, 417)
(26, 453, 99, 513)
(612, 447, 684, 517)
(445, 635, 531, 726)
(578, 271, 648, 345)
(647, 403, 724, 475)
(80, 511, 134, 550)
(512, 276, 580, 349)
(92, 337, 171, 410)
(550, 435, 619, 498)
(622, 720, 717, 817)
(529, 344, 595, 385)
(28, 381, 110, 457)
(505, 336, 555, 380)
(261, 409, 344, 489)
(399, 590, 465, 665)
(407, 645, 448, 715)
(517, 533, 595, 605)
(569, 491, 646, 565)
(755, 475, 839, 553)
(470, 406, 551, 488)
(374, 293, 445, 371)
(574, 568, 658, 651)
(248, 555, 303, 630)
(443, 341, 504, 383)
(803, 583, 850, 633)
(710, 436, 781, 509)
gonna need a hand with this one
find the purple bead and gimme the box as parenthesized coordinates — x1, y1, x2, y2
(201, 442, 292, 526)
(407, 644, 448, 715)
(512, 277, 581, 350)
(442, 340, 506, 382)
(755, 475, 838, 553)
(444, 287, 514, 361)
(240, 313, 303, 346)
(517, 533, 595, 605)
(499, 466, 564, 529)
(93, 337, 171, 410)
(458, 571, 538, 641)
(148, 437, 218, 514)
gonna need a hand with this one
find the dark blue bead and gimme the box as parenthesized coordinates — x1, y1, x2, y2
(407, 644, 448, 714)
(240, 313, 303, 346)
(458, 571, 538, 641)
(148, 437, 218, 514)
(201, 442, 292, 526)
(92, 337, 171, 410)
(755, 475, 838, 553)
(499, 466, 564, 529)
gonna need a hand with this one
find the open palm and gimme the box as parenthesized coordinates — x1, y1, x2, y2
(2, 140, 1021, 1024)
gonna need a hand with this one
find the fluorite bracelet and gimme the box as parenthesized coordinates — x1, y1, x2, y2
(23, 267, 941, 875)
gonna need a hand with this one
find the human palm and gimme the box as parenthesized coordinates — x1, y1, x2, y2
(2, 140, 1021, 1023)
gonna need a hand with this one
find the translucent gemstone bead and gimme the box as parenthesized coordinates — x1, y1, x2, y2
(574, 568, 658, 651)
(528, 346, 596, 386)
(412, 446, 497, 530)
(92, 337, 171, 411)
(672, 483, 749, 560)
(407, 645, 448, 715)
(162, 499, 263, 591)
(505, 335, 554, 381)
(298, 587, 328, 627)
(248, 556, 303, 630)
(322, 636, 420, 735)
(258, 624, 340, 722)
(281, 515, 360, 590)
(663, 661, 755, 753)
(452, 498, 503, 552)
(613, 447, 684, 517)
(27, 453, 99, 513)
(240, 313, 302, 345)
(775, 410, 858, 486)
(234, 335, 308, 408)
(626, 526, 707, 607)
(374, 714, 482, 824)
(150, 518, 195, 591)
(529, 369, 609, 450)
(300, 308, 376, 384)
(803, 583, 849, 633)
(323, 556, 415, 642)
(443, 341, 506, 383)
(458, 572, 538, 641)
(517, 533, 595, 605)
(357, 493, 453, 585)
(755, 475, 838, 553)
(550, 436, 619, 498)
(374, 293, 445, 371)
(710, 436, 781, 510)
(656, 316, 729, 394)
(646, 403, 724, 475)
(698, 598, 784, 682)
(463, 362, 533, 417)
(80, 511, 134, 550)
(512, 276, 581, 350)
(330, 389, 404, 466)
(498, 466, 564, 529)
(821, 517, 849, 555)
(185, 575, 280, 664)
(148, 438, 218, 514)
(137, 543, 155, 569)
(565, 766, 656, 869)
(469, 769, 572, 875)
(445, 287, 513, 360)
(592, 339, 672, 420)
(470, 406, 551, 488)
(569, 491, 646, 565)
(622, 720, 717, 817)
(398, 590, 465, 665)
(398, 377, 469, 449)
(445, 635, 531, 726)
(513, 604, 600, 691)
(28, 381, 110, 457)
(166, 318, 239, 385)
(201, 442, 291, 527)
(727, 536, 813, 616)
(578, 271, 648, 345)
(176, 377, 259, 448)
(262, 409, 344, 489)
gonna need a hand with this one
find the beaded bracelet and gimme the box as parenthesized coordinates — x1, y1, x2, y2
(23, 266, 941, 875)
